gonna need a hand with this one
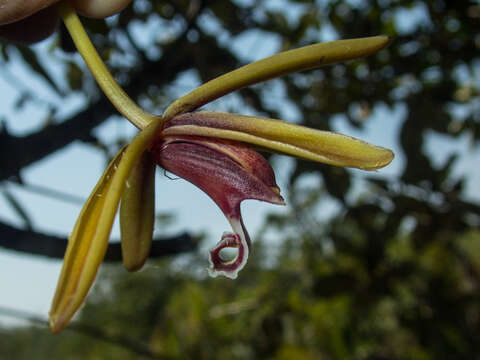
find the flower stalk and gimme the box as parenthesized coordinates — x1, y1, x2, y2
(57, 1, 158, 129)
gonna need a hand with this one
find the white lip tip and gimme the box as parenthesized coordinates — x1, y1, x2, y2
(207, 266, 239, 280)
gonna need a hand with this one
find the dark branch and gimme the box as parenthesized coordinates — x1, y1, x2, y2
(0, 220, 198, 261)
(0, 31, 194, 181)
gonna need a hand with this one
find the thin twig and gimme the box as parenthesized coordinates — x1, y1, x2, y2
(5, 180, 85, 205)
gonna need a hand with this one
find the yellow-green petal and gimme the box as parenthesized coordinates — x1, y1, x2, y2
(162, 111, 394, 170)
(120, 152, 156, 272)
(162, 36, 390, 122)
(49, 115, 164, 334)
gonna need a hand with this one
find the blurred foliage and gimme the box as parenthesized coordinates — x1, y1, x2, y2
(1, 0, 480, 359)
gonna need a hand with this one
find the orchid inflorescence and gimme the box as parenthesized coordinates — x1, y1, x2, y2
(49, 1, 394, 333)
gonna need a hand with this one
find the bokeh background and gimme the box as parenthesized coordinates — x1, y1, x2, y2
(1, 0, 479, 358)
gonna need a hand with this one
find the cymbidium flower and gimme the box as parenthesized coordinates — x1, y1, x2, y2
(49, 2, 393, 333)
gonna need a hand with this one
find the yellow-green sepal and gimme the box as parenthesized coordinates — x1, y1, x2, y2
(120, 151, 156, 272)
(162, 111, 394, 170)
(163, 36, 390, 121)
(49, 147, 126, 333)
(49, 115, 164, 334)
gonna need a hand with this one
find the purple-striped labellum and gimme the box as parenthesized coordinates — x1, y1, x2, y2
(151, 135, 285, 279)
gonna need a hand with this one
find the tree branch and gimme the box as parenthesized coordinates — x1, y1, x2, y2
(0, 31, 194, 181)
(0, 220, 198, 261)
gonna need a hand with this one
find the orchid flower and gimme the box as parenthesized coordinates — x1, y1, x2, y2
(49, 1, 394, 333)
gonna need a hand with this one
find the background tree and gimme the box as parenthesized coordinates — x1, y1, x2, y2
(0, 0, 479, 359)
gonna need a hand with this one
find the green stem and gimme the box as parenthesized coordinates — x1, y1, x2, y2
(57, 0, 158, 129)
